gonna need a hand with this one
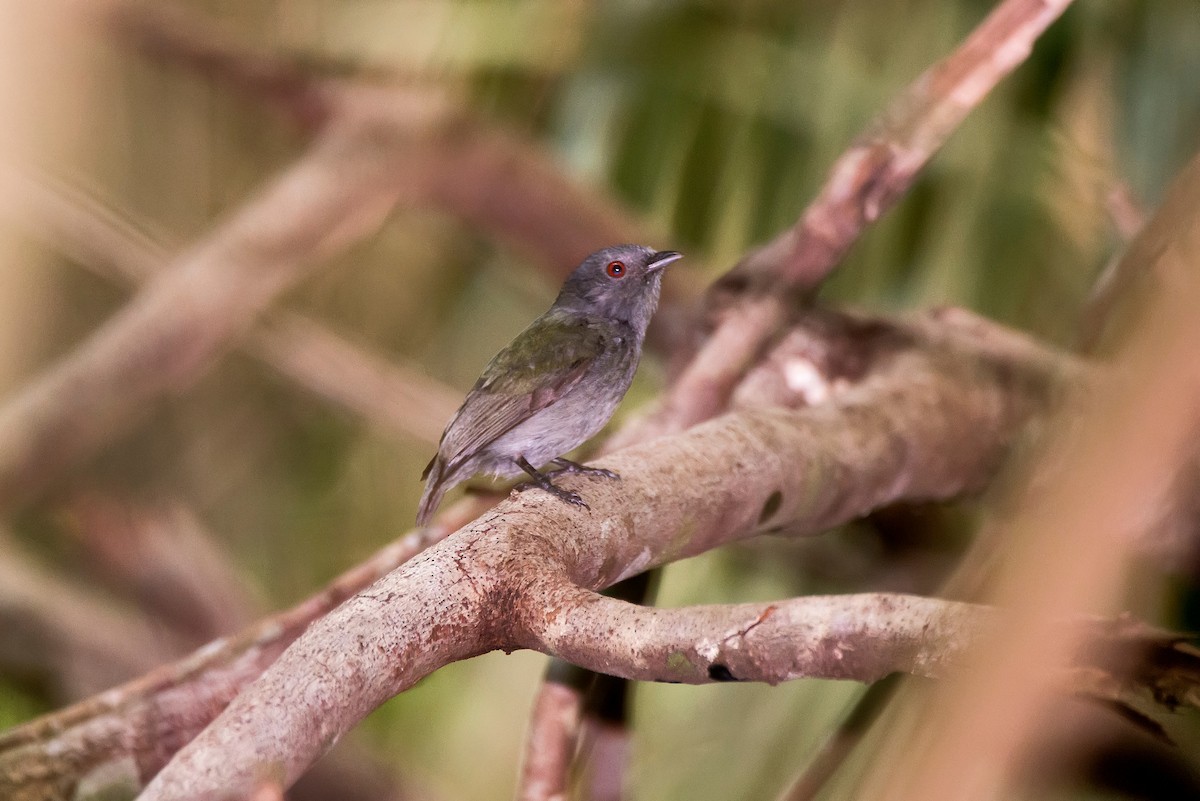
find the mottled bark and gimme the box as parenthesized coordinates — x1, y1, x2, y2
(133, 309, 1069, 800)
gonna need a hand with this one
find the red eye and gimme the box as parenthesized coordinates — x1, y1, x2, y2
(606, 260, 626, 278)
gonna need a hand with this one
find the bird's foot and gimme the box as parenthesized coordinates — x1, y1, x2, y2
(514, 455, 592, 511)
(547, 458, 620, 481)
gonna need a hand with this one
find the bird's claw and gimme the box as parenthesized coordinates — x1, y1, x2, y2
(548, 459, 621, 481)
(549, 485, 590, 510)
(515, 480, 590, 511)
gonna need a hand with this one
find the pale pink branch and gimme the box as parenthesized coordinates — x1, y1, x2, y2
(529, 584, 988, 685)
(133, 308, 1068, 800)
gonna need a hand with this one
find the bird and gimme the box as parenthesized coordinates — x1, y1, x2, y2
(416, 244, 682, 526)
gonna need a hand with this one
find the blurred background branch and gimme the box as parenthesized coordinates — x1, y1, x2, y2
(637, 0, 1078, 440)
(0, 168, 460, 446)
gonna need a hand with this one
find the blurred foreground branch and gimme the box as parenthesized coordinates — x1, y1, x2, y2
(864, 145, 1200, 801)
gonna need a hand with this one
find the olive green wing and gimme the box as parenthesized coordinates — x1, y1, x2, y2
(428, 316, 606, 476)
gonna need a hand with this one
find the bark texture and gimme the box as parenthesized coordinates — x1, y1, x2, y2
(134, 309, 1067, 800)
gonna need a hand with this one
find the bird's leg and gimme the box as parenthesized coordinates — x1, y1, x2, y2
(515, 455, 589, 510)
(547, 457, 620, 481)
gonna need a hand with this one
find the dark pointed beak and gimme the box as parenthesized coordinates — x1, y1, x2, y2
(647, 250, 683, 273)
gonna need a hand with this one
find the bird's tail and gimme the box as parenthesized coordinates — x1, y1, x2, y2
(416, 458, 448, 527)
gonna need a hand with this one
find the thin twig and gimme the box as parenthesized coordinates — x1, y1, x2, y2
(1076, 180, 1153, 353)
(649, 0, 1078, 435)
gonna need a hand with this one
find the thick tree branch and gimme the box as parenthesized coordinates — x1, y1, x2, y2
(133, 308, 1070, 799)
(528, 586, 989, 685)
(0, 504, 476, 801)
(1, 492, 442, 801)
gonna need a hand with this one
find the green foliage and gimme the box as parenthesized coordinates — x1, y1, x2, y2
(0, 680, 48, 731)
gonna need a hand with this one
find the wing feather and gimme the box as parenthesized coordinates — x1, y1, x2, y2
(435, 316, 606, 474)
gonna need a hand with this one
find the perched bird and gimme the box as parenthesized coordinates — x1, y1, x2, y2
(416, 244, 682, 525)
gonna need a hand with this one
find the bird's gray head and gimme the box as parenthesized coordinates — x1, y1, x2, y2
(553, 245, 682, 333)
